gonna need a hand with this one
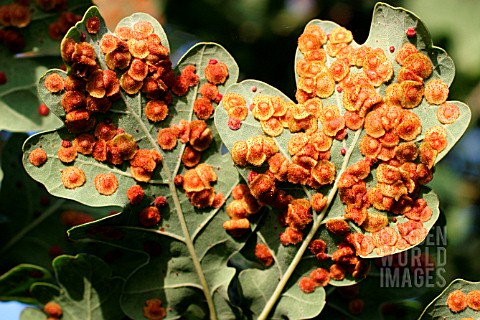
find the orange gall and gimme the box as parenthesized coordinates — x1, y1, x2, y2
(44, 301, 62, 318)
(127, 185, 144, 205)
(139, 206, 161, 227)
(299, 277, 316, 293)
(94, 173, 118, 195)
(204, 61, 229, 85)
(29, 148, 47, 167)
(255, 243, 274, 267)
(157, 128, 177, 150)
(86, 16, 100, 34)
(61, 166, 86, 189)
(447, 290, 467, 313)
(143, 298, 166, 320)
(44, 73, 65, 93)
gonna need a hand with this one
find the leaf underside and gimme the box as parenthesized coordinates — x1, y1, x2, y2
(419, 279, 480, 319)
(0, 0, 92, 132)
(14, 2, 472, 320)
(214, 2, 470, 319)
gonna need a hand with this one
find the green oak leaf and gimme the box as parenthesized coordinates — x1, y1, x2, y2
(419, 279, 480, 319)
(23, 6, 242, 319)
(214, 2, 470, 319)
(30, 254, 125, 320)
(0, 134, 115, 272)
(20, 307, 46, 320)
(0, 0, 92, 132)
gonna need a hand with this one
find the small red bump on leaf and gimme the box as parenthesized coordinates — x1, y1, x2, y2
(154, 196, 168, 208)
(38, 104, 50, 116)
(389, 46, 395, 53)
(252, 86, 257, 92)
(227, 118, 241, 130)
(341, 148, 346, 155)
(209, 59, 218, 64)
(61, 140, 72, 148)
(248, 171, 259, 183)
(174, 174, 184, 186)
(310, 267, 330, 286)
(308, 239, 326, 255)
(335, 128, 347, 140)
(214, 93, 223, 104)
(336, 86, 342, 93)
(406, 27, 416, 38)
(29, 148, 47, 167)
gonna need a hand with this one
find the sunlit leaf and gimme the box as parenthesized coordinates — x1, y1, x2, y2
(0, 134, 115, 271)
(214, 2, 470, 318)
(0, 0, 92, 132)
(22, 6, 243, 319)
(419, 279, 480, 319)
(30, 254, 125, 320)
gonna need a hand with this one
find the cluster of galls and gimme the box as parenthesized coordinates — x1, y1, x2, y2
(222, 92, 248, 130)
(178, 163, 224, 209)
(0, 1, 30, 53)
(336, 156, 434, 256)
(299, 234, 369, 293)
(230, 134, 334, 244)
(0, 0, 79, 53)
(446, 289, 480, 314)
(157, 119, 213, 169)
(223, 183, 263, 237)
(189, 59, 229, 120)
(0, 2, 31, 28)
(48, 11, 82, 41)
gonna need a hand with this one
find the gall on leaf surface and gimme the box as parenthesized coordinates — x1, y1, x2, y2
(214, 2, 470, 319)
(0, 0, 93, 132)
(419, 279, 480, 319)
(0, 134, 115, 272)
(28, 254, 126, 320)
(21, 6, 244, 319)
(324, 218, 445, 319)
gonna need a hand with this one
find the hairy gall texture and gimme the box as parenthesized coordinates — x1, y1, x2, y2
(255, 243, 274, 267)
(29, 148, 47, 167)
(61, 166, 86, 189)
(143, 298, 166, 320)
(94, 173, 118, 195)
(127, 185, 144, 205)
(447, 290, 467, 313)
